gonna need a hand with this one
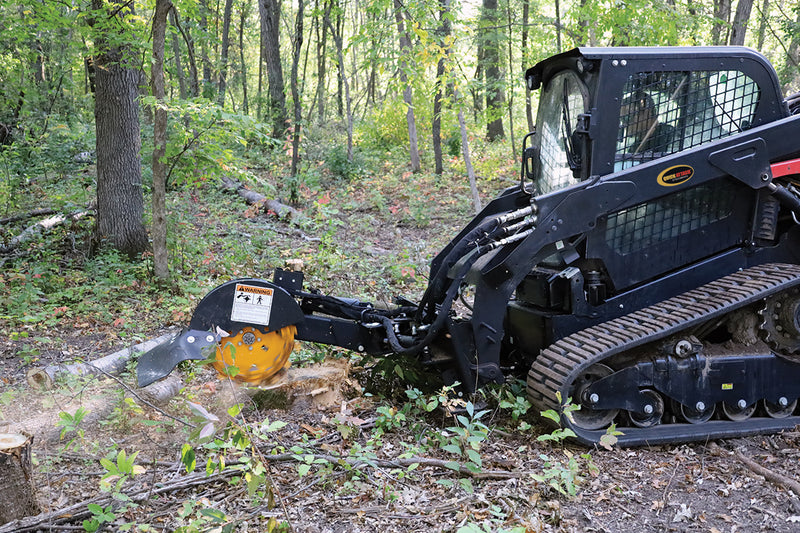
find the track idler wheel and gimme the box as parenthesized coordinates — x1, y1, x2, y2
(721, 400, 756, 421)
(762, 397, 798, 418)
(214, 325, 297, 383)
(628, 389, 664, 428)
(675, 400, 715, 424)
(572, 364, 619, 430)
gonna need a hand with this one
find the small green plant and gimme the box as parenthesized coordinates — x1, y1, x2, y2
(99, 449, 143, 492)
(532, 393, 606, 496)
(440, 400, 490, 477)
(82, 503, 115, 532)
(56, 406, 89, 449)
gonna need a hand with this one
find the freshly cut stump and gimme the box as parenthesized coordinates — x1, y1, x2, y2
(0, 433, 40, 524)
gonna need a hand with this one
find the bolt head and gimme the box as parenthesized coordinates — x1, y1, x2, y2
(643, 404, 653, 415)
(695, 401, 706, 412)
(206, 335, 215, 343)
(187, 336, 195, 344)
(589, 393, 599, 404)
(738, 399, 747, 409)
(779, 397, 789, 407)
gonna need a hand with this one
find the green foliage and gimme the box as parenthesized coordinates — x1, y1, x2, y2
(56, 406, 89, 449)
(83, 503, 115, 532)
(440, 400, 490, 474)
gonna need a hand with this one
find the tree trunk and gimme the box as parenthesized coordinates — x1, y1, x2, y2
(218, 0, 234, 106)
(393, 0, 421, 172)
(259, 0, 287, 138)
(729, 0, 753, 46)
(199, 0, 213, 97)
(316, 0, 331, 124)
(239, 0, 251, 115)
(325, 16, 352, 162)
(0, 433, 40, 525)
(169, 9, 199, 97)
(505, 0, 515, 153)
(713, 0, 732, 45)
(169, 9, 188, 100)
(756, 0, 768, 50)
(152, 0, 171, 281)
(433, 0, 452, 176)
(522, 0, 533, 132)
(456, 89, 481, 214)
(481, 0, 505, 141)
(92, 0, 149, 260)
(289, 0, 304, 188)
(784, 8, 800, 94)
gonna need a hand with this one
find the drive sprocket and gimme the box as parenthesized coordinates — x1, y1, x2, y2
(759, 287, 800, 362)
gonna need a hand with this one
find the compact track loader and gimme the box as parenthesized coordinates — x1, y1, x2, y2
(139, 47, 800, 446)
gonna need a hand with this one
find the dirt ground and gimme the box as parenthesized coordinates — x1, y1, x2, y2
(3, 332, 800, 533)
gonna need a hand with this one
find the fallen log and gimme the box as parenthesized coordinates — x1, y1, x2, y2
(0, 432, 40, 525)
(26, 331, 178, 390)
(0, 210, 91, 254)
(220, 175, 300, 221)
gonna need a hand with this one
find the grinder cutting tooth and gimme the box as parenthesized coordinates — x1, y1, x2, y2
(214, 325, 297, 383)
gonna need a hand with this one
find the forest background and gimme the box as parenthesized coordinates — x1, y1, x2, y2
(4, 0, 800, 531)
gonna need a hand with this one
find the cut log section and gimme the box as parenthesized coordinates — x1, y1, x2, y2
(0, 432, 40, 525)
(26, 331, 177, 390)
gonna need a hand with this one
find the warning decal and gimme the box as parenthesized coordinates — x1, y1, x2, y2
(230, 284, 274, 326)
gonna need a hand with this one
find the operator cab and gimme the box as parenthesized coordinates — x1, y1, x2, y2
(524, 47, 788, 194)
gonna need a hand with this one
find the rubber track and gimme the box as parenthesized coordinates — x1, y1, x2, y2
(527, 263, 800, 447)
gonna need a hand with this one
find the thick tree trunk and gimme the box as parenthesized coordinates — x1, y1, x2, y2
(92, 0, 149, 260)
(0, 433, 40, 525)
(393, 0, 421, 172)
(481, 0, 505, 141)
(218, 0, 234, 106)
(259, 0, 287, 137)
(152, 0, 171, 280)
(729, 0, 753, 46)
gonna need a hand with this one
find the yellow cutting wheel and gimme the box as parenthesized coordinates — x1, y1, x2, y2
(213, 325, 297, 383)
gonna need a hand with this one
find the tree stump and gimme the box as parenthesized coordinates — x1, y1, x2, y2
(0, 433, 40, 525)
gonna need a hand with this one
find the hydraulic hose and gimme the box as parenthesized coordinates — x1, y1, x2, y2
(419, 204, 535, 320)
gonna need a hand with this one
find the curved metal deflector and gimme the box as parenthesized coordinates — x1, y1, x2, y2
(137, 329, 220, 387)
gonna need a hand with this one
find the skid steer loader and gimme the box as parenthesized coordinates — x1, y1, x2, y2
(138, 46, 800, 446)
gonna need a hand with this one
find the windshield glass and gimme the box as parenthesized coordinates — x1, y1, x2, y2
(534, 69, 588, 194)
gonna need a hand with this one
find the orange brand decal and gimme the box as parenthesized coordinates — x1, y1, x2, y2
(657, 165, 694, 187)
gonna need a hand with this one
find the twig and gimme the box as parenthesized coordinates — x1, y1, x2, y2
(656, 460, 680, 516)
(731, 446, 800, 495)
